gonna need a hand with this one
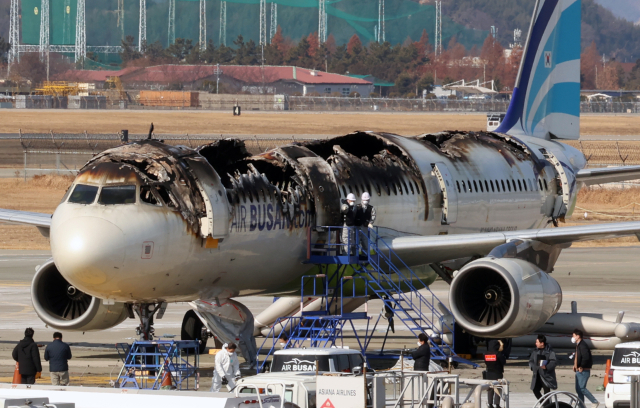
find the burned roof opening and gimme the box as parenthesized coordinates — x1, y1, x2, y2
(197, 139, 251, 181)
(303, 132, 414, 169)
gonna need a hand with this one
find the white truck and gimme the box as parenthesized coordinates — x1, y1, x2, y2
(605, 341, 640, 408)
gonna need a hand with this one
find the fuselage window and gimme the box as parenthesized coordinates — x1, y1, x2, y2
(98, 185, 137, 205)
(517, 179, 522, 191)
(490, 180, 495, 192)
(456, 180, 461, 193)
(140, 186, 160, 206)
(511, 179, 517, 191)
(473, 180, 479, 193)
(543, 179, 549, 191)
(467, 179, 473, 193)
(461, 180, 466, 193)
(401, 180, 409, 195)
(414, 181, 421, 194)
(408, 181, 415, 194)
(68, 184, 99, 204)
(484, 180, 489, 192)
(538, 179, 543, 191)
(501, 180, 506, 192)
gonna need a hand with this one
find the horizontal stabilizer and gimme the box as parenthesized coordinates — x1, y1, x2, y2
(576, 166, 640, 185)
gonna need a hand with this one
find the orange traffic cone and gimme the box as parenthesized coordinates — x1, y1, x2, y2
(161, 367, 172, 389)
(12, 363, 21, 385)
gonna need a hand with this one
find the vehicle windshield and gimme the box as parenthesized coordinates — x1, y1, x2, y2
(98, 185, 137, 205)
(612, 348, 640, 368)
(68, 184, 99, 204)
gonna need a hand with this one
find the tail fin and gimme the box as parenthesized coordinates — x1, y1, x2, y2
(495, 0, 581, 140)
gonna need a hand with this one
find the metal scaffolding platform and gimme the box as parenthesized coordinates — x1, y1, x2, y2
(256, 226, 475, 373)
(115, 340, 200, 390)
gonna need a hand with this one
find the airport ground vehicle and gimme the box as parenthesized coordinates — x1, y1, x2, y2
(605, 342, 640, 408)
(269, 348, 365, 374)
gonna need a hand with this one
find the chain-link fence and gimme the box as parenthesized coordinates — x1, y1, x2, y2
(4, 133, 640, 179)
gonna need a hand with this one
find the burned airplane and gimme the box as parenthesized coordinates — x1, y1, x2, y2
(4, 0, 640, 365)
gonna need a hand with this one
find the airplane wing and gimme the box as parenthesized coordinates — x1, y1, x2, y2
(576, 166, 640, 186)
(0, 209, 52, 237)
(389, 221, 640, 266)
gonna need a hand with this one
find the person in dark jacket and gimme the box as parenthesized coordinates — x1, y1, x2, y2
(44, 332, 72, 386)
(485, 339, 507, 408)
(529, 335, 557, 400)
(411, 333, 431, 371)
(573, 329, 599, 407)
(340, 193, 357, 255)
(12, 327, 42, 385)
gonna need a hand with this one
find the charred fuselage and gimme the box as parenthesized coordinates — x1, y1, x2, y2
(48, 131, 584, 311)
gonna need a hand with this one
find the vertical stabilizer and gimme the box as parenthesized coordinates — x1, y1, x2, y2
(495, 0, 581, 140)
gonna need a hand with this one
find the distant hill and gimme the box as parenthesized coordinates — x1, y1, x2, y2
(1, 0, 639, 62)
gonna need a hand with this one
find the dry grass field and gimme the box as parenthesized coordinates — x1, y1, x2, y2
(0, 110, 638, 136)
(1, 175, 638, 250)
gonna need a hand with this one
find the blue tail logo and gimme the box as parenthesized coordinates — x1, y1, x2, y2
(496, 0, 581, 140)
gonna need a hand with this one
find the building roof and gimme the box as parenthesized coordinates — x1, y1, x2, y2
(58, 65, 373, 86)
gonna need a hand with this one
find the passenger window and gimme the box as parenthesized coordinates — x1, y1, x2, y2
(68, 184, 99, 204)
(484, 180, 489, 192)
(408, 181, 415, 194)
(473, 180, 479, 192)
(98, 185, 136, 205)
(517, 179, 522, 191)
(501, 180, 506, 192)
(467, 180, 473, 193)
(538, 179, 543, 191)
(511, 180, 516, 191)
(490, 180, 495, 192)
(460, 180, 466, 193)
(456, 181, 461, 193)
(414, 181, 420, 194)
(140, 186, 160, 206)
(543, 179, 548, 191)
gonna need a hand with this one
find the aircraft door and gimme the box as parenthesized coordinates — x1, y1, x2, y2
(297, 157, 341, 227)
(541, 149, 574, 222)
(185, 157, 231, 239)
(431, 162, 458, 225)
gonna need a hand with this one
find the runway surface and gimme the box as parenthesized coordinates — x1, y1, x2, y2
(0, 246, 635, 398)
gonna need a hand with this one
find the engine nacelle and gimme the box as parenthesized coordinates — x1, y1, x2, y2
(31, 259, 129, 331)
(449, 257, 562, 338)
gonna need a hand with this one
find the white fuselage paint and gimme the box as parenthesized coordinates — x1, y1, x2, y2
(49, 135, 586, 303)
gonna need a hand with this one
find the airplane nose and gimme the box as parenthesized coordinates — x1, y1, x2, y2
(51, 216, 127, 292)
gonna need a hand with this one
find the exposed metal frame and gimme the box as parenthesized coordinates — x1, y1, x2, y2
(435, 1, 442, 56)
(9, 0, 20, 65)
(318, 0, 327, 43)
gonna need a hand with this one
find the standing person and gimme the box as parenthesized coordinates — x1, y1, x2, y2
(12, 328, 42, 385)
(411, 333, 431, 372)
(44, 332, 72, 386)
(211, 343, 241, 392)
(529, 335, 557, 401)
(485, 339, 507, 408)
(356, 192, 376, 253)
(340, 193, 357, 255)
(573, 329, 599, 407)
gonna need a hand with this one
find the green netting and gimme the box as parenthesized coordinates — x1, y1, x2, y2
(50, 0, 77, 45)
(21, 0, 40, 45)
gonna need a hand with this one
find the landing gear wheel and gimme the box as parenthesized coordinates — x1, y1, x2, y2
(181, 310, 208, 354)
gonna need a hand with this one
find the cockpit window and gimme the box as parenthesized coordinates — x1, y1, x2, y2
(68, 184, 99, 204)
(140, 186, 160, 206)
(98, 185, 137, 205)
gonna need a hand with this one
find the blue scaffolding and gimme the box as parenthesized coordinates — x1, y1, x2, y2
(115, 340, 200, 390)
(256, 226, 475, 373)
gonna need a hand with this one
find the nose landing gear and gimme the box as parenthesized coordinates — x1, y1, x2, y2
(133, 303, 167, 340)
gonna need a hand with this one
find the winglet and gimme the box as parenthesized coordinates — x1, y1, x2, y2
(495, 0, 581, 140)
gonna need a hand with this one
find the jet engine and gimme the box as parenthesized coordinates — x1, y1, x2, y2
(449, 258, 562, 338)
(31, 259, 129, 331)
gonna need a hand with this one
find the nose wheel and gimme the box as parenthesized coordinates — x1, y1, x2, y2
(133, 303, 167, 341)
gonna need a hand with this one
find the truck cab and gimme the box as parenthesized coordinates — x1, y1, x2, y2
(270, 348, 366, 374)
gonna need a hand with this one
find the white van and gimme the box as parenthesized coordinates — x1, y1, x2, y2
(269, 348, 366, 374)
(605, 342, 640, 408)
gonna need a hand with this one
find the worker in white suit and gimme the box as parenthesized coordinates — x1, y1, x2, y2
(210, 343, 241, 392)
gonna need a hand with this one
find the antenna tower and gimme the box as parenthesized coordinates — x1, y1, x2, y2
(270, 2, 277, 41)
(139, 0, 147, 51)
(318, 0, 327, 43)
(168, 0, 176, 46)
(200, 0, 207, 51)
(259, 0, 267, 45)
(435, 1, 442, 56)
(75, 0, 86, 62)
(377, 0, 385, 43)
(219, 1, 227, 46)
(117, 0, 125, 41)
(9, 0, 19, 64)
(39, 0, 50, 58)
